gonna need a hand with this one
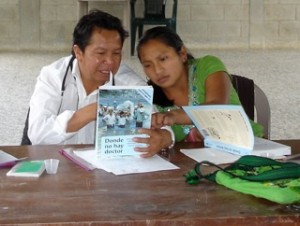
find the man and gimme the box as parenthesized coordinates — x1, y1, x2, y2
(27, 10, 146, 145)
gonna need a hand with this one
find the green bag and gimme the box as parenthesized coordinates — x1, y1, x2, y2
(184, 155, 300, 204)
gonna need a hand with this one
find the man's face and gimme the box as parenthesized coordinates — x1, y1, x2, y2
(74, 28, 123, 89)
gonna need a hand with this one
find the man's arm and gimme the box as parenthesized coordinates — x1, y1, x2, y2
(66, 103, 97, 132)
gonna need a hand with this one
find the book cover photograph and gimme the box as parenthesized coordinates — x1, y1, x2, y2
(96, 86, 153, 158)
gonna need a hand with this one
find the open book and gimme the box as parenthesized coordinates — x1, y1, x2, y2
(183, 105, 255, 155)
(95, 86, 153, 158)
(183, 105, 291, 157)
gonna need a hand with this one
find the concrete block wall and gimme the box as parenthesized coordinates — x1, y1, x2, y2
(0, 0, 20, 50)
(1, 0, 300, 52)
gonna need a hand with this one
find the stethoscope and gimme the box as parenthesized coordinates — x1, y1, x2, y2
(57, 55, 77, 114)
(58, 56, 115, 114)
(61, 55, 75, 97)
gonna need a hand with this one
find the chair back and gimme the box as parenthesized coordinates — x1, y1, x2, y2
(144, 0, 166, 19)
(254, 83, 271, 139)
(231, 74, 254, 120)
(130, 0, 178, 55)
(231, 74, 270, 139)
(21, 108, 32, 145)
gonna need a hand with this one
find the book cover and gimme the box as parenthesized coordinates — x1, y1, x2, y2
(6, 160, 45, 178)
(96, 86, 153, 158)
(183, 105, 254, 155)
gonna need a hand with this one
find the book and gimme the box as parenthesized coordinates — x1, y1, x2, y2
(0, 150, 27, 168)
(181, 137, 291, 165)
(183, 105, 254, 155)
(6, 160, 45, 178)
(96, 86, 153, 158)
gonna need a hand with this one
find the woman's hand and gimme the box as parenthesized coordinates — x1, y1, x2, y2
(133, 128, 172, 158)
(151, 112, 175, 128)
(151, 109, 192, 129)
(185, 127, 204, 142)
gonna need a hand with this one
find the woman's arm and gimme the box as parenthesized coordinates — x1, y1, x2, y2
(204, 71, 232, 104)
(151, 71, 232, 129)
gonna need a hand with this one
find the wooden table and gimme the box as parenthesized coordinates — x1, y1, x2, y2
(1, 140, 300, 225)
(77, 0, 131, 57)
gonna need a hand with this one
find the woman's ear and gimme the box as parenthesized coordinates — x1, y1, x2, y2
(179, 46, 188, 62)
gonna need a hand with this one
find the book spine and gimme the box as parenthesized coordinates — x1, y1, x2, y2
(204, 140, 252, 156)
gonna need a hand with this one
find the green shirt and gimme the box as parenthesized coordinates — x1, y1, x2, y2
(156, 55, 264, 141)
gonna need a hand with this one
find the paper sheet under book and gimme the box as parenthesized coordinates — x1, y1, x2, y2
(181, 137, 291, 165)
(73, 149, 179, 175)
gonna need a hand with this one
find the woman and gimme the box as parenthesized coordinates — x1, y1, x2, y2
(137, 26, 263, 142)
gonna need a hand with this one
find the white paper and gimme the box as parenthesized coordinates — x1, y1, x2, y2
(181, 138, 291, 165)
(74, 150, 179, 175)
(0, 150, 18, 164)
(253, 137, 291, 157)
(0, 150, 27, 167)
(181, 148, 240, 165)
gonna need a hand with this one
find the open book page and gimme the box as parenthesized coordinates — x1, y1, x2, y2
(73, 149, 179, 175)
(96, 86, 153, 159)
(181, 138, 291, 165)
(183, 105, 254, 155)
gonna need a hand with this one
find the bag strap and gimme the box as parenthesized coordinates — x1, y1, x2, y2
(185, 155, 300, 185)
(184, 161, 225, 184)
(229, 155, 292, 167)
(225, 155, 300, 181)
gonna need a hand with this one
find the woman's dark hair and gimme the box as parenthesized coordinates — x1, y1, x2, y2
(137, 26, 194, 107)
(72, 9, 129, 56)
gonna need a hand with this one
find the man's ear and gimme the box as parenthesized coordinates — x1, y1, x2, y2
(73, 45, 83, 61)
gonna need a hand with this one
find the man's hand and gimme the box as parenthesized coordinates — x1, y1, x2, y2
(133, 128, 172, 158)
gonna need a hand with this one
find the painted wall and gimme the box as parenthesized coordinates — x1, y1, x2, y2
(1, 0, 300, 52)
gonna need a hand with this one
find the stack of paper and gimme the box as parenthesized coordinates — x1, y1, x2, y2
(61, 149, 179, 175)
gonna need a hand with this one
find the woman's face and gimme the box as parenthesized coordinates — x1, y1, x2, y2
(139, 39, 187, 89)
(74, 27, 122, 88)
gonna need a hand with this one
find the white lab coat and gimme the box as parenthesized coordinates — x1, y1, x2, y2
(28, 55, 146, 144)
